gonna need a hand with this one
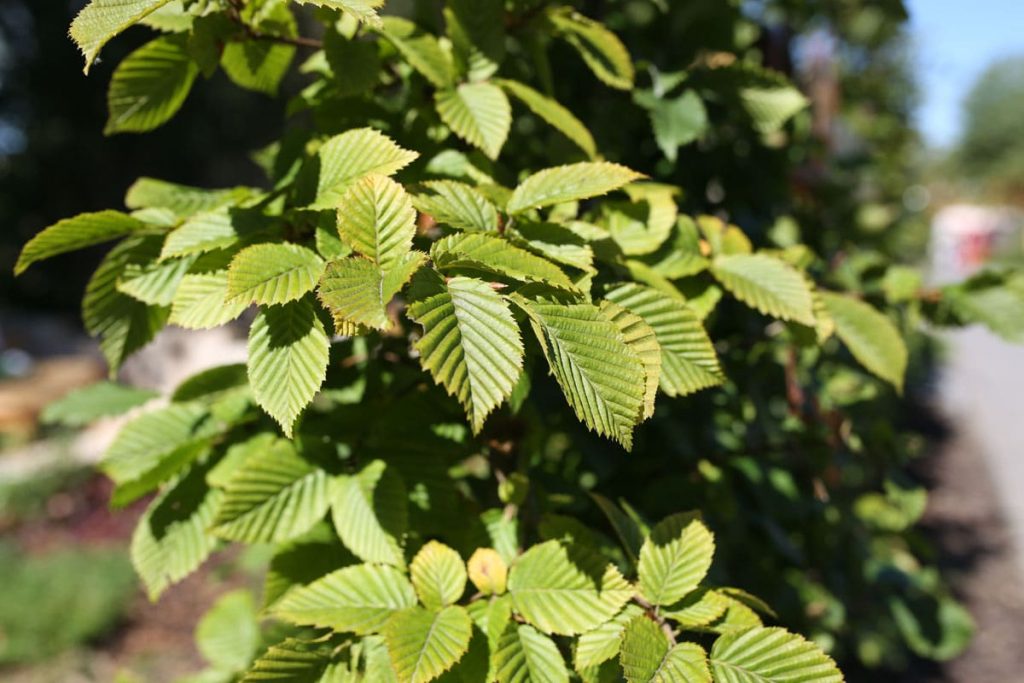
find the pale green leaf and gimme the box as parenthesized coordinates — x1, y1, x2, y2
(620, 616, 710, 683)
(274, 564, 417, 634)
(117, 254, 194, 306)
(383, 605, 472, 683)
(106, 34, 198, 135)
(161, 207, 253, 259)
(711, 254, 815, 325)
(293, 0, 384, 27)
(709, 627, 842, 683)
(83, 236, 170, 372)
(41, 381, 157, 427)
(228, 243, 325, 306)
(436, 83, 512, 160)
(604, 284, 722, 397)
(507, 221, 595, 274)
(213, 439, 331, 543)
(575, 604, 644, 672)
(411, 180, 499, 232)
(820, 292, 907, 392)
(507, 540, 634, 636)
(637, 90, 708, 162)
(547, 9, 634, 90)
(101, 402, 212, 503)
(493, 622, 569, 683)
(70, 0, 175, 73)
(171, 271, 250, 330)
(336, 174, 416, 268)
(507, 163, 644, 215)
(16, 210, 144, 275)
(410, 541, 467, 609)
(262, 523, 354, 610)
(497, 79, 597, 158)
(317, 252, 425, 331)
(431, 233, 577, 291)
(741, 86, 808, 134)
(599, 301, 660, 421)
(661, 589, 730, 629)
(331, 460, 407, 567)
(407, 276, 524, 433)
(196, 590, 259, 672)
(515, 298, 645, 450)
(378, 16, 455, 89)
(131, 463, 222, 599)
(308, 128, 419, 210)
(126, 178, 253, 219)
(247, 299, 330, 435)
(638, 513, 714, 607)
(240, 637, 339, 682)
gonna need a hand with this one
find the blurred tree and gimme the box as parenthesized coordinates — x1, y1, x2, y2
(956, 56, 1024, 203)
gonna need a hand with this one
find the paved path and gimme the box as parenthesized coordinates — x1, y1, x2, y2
(939, 326, 1024, 572)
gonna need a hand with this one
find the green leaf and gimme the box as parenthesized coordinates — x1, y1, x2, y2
(293, 0, 384, 27)
(411, 181, 499, 232)
(228, 243, 325, 306)
(604, 284, 722, 397)
(515, 299, 645, 450)
(161, 207, 249, 258)
(105, 34, 198, 135)
(575, 604, 644, 672)
(307, 128, 419, 210)
(407, 276, 524, 433)
(637, 90, 707, 163)
(599, 301, 661, 421)
(127, 178, 254, 220)
(547, 9, 634, 90)
(16, 210, 144, 275)
(507, 540, 634, 636)
(637, 513, 714, 606)
(493, 622, 570, 683)
(41, 381, 157, 427)
(240, 637, 339, 682)
(436, 83, 512, 160)
(212, 439, 331, 543)
(196, 590, 259, 672)
(411, 541, 467, 609)
(661, 589, 730, 629)
(709, 627, 842, 683)
(740, 85, 808, 135)
(497, 79, 597, 158)
(820, 292, 908, 392)
(318, 252, 426, 331)
(101, 402, 212, 505)
(131, 463, 222, 599)
(711, 254, 815, 325)
(116, 254, 194, 306)
(378, 17, 455, 89)
(431, 233, 577, 292)
(331, 460, 407, 567)
(507, 163, 644, 215)
(83, 237, 170, 373)
(70, 0, 175, 74)
(247, 299, 330, 436)
(620, 616, 710, 683)
(446, 0, 504, 82)
(383, 605, 472, 683)
(171, 271, 250, 330)
(336, 174, 417, 268)
(221, 3, 296, 96)
(274, 564, 417, 634)
(507, 221, 595, 274)
(590, 493, 644, 566)
(262, 523, 355, 610)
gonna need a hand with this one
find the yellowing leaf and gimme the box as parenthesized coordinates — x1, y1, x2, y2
(467, 548, 508, 596)
(411, 541, 468, 609)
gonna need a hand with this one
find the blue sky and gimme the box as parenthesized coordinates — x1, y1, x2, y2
(906, 0, 1024, 148)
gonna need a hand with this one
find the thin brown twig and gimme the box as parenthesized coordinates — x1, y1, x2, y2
(224, 0, 323, 50)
